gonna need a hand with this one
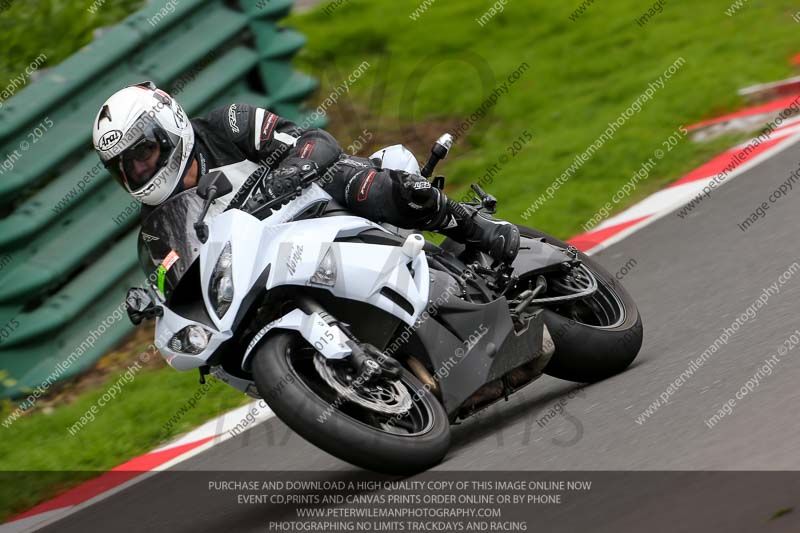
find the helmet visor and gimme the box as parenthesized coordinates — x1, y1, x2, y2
(105, 118, 178, 192)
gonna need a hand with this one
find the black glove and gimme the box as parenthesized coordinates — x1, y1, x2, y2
(264, 159, 318, 199)
(391, 171, 449, 230)
(396, 171, 440, 212)
(245, 159, 319, 211)
(262, 165, 304, 200)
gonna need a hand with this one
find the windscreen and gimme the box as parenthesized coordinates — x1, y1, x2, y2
(137, 189, 205, 300)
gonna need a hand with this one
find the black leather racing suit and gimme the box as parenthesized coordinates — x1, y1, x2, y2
(142, 102, 448, 229)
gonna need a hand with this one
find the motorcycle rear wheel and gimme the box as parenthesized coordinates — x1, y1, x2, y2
(516, 225, 644, 383)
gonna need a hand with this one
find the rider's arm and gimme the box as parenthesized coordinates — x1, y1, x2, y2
(206, 103, 341, 171)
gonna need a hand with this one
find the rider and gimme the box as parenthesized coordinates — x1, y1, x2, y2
(92, 81, 520, 262)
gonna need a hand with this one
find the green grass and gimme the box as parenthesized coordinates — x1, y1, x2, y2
(0, 350, 248, 520)
(289, 0, 800, 239)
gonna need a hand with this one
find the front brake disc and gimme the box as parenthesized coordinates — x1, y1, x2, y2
(313, 354, 413, 415)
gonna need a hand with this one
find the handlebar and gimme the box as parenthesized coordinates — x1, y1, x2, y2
(421, 133, 454, 178)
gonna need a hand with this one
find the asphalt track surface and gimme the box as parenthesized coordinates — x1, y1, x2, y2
(38, 139, 800, 531)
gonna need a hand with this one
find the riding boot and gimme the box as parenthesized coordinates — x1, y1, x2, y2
(434, 198, 520, 263)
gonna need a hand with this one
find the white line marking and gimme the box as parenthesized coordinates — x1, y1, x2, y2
(586, 133, 800, 255)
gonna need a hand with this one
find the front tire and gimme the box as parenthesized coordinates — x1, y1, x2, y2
(517, 225, 644, 383)
(252, 332, 451, 474)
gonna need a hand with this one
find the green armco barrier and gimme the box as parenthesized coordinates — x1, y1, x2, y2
(0, 181, 132, 304)
(259, 59, 319, 103)
(239, 0, 294, 19)
(0, 232, 139, 348)
(0, 0, 326, 399)
(251, 21, 308, 59)
(0, 268, 144, 400)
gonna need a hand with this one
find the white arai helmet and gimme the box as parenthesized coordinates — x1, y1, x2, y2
(93, 81, 195, 206)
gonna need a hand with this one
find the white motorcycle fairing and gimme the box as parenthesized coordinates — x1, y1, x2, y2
(154, 183, 430, 378)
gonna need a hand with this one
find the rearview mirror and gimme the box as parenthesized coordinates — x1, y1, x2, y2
(197, 171, 233, 200)
(125, 287, 162, 325)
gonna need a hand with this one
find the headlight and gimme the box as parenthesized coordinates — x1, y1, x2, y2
(310, 247, 337, 287)
(168, 325, 211, 355)
(209, 242, 234, 318)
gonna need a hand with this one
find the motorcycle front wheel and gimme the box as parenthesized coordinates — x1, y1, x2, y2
(252, 331, 451, 474)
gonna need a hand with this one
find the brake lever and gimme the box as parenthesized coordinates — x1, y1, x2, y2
(250, 190, 301, 219)
(470, 183, 497, 214)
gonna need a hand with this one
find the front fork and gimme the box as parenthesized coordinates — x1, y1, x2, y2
(242, 296, 401, 380)
(295, 296, 402, 380)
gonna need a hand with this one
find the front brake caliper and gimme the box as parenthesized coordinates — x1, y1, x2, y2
(347, 341, 402, 382)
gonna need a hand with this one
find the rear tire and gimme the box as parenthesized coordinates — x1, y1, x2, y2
(517, 225, 643, 383)
(252, 332, 451, 474)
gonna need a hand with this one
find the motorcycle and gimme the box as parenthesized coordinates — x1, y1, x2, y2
(127, 135, 643, 474)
